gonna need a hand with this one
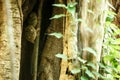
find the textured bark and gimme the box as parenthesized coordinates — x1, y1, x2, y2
(20, 0, 37, 80)
(59, 0, 80, 80)
(0, 0, 22, 80)
(38, 0, 63, 80)
(80, 0, 107, 79)
(80, 0, 108, 79)
(59, 0, 108, 80)
(112, 0, 120, 27)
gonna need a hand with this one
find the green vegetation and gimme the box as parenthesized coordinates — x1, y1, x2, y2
(50, 1, 120, 80)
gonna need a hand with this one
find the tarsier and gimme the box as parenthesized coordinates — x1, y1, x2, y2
(25, 12, 38, 43)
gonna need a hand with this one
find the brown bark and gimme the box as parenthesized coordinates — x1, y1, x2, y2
(59, 0, 108, 80)
(80, 0, 107, 79)
(112, 0, 120, 27)
(38, 0, 63, 79)
(18, 0, 118, 80)
(0, 0, 22, 80)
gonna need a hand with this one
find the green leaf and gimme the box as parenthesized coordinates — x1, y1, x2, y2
(110, 50, 120, 58)
(87, 62, 96, 69)
(98, 62, 106, 69)
(105, 10, 116, 22)
(81, 76, 88, 80)
(66, 2, 77, 16)
(67, 2, 77, 8)
(103, 55, 114, 62)
(117, 65, 120, 71)
(97, 0, 102, 2)
(105, 10, 116, 16)
(52, 4, 67, 8)
(71, 68, 80, 74)
(50, 14, 66, 19)
(78, 57, 87, 63)
(110, 45, 120, 50)
(77, 18, 85, 22)
(82, 65, 88, 70)
(105, 68, 112, 74)
(55, 53, 67, 60)
(113, 73, 120, 79)
(111, 39, 120, 44)
(114, 29, 120, 35)
(49, 32, 63, 39)
(83, 47, 97, 57)
(85, 69, 95, 78)
(92, 71, 106, 79)
(106, 15, 114, 22)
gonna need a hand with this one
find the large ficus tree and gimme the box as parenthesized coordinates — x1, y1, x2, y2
(0, 0, 120, 80)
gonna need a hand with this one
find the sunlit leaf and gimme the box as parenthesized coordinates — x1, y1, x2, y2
(110, 50, 120, 58)
(105, 68, 112, 74)
(85, 69, 95, 78)
(113, 74, 120, 79)
(52, 4, 67, 8)
(110, 45, 120, 50)
(77, 18, 85, 22)
(82, 65, 88, 70)
(97, 0, 102, 2)
(111, 39, 120, 44)
(83, 47, 97, 57)
(92, 71, 105, 79)
(81, 76, 88, 80)
(104, 74, 113, 79)
(98, 62, 106, 69)
(103, 55, 113, 62)
(55, 53, 67, 60)
(71, 68, 80, 74)
(105, 10, 116, 22)
(78, 57, 87, 63)
(114, 29, 120, 35)
(87, 62, 96, 69)
(105, 10, 116, 16)
(106, 15, 114, 22)
(49, 32, 63, 39)
(50, 14, 66, 19)
(66, 2, 77, 16)
(67, 2, 77, 8)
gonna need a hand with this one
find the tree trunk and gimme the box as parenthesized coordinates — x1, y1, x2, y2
(38, 0, 63, 80)
(37, 0, 108, 80)
(0, 0, 118, 80)
(0, 0, 22, 80)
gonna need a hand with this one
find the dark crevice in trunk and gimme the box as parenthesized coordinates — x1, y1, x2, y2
(20, 0, 54, 80)
(38, 0, 55, 66)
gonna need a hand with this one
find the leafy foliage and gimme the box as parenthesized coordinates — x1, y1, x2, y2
(81, 76, 89, 80)
(52, 1, 120, 80)
(50, 14, 66, 19)
(55, 53, 67, 60)
(49, 32, 63, 39)
(71, 68, 81, 74)
(52, 4, 67, 8)
(78, 57, 87, 63)
(51, 2, 77, 19)
(85, 69, 95, 78)
(83, 47, 97, 57)
(101, 10, 120, 79)
(105, 11, 116, 22)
